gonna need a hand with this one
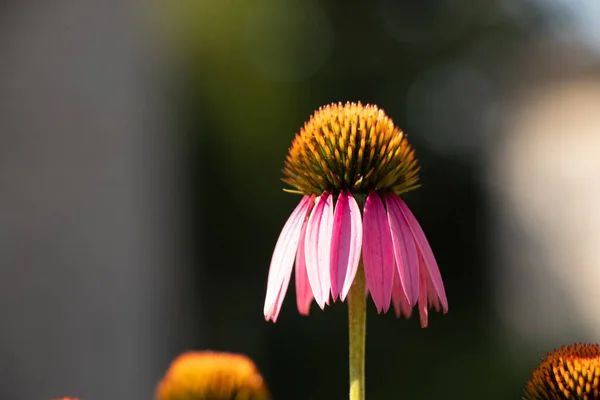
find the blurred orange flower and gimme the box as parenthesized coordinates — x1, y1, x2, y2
(156, 351, 271, 400)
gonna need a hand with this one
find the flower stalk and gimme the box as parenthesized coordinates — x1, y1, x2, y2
(348, 263, 366, 400)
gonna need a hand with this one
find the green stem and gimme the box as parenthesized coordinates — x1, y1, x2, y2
(348, 263, 366, 400)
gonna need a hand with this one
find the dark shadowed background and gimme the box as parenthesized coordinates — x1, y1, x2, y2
(1, 0, 600, 399)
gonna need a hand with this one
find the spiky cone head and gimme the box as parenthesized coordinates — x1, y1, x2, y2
(282, 102, 419, 197)
(524, 343, 600, 399)
(155, 351, 271, 400)
(264, 101, 448, 325)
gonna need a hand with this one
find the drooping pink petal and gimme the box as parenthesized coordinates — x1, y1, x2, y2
(424, 262, 442, 312)
(330, 191, 363, 302)
(263, 195, 314, 322)
(295, 221, 313, 315)
(418, 264, 429, 328)
(384, 193, 419, 306)
(391, 265, 413, 319)
(397, 199, 448, 312)
(362, 192, 395, 313)
(417, 254, 443, 326)
(305, 191, 334, 309)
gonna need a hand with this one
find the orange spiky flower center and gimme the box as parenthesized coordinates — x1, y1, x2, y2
(283, 102, 420, 196)
(156, 351, 271, 400)
(524, 343, 600, 399)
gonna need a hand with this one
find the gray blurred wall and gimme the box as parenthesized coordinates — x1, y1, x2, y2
(0, 1, 191, 399)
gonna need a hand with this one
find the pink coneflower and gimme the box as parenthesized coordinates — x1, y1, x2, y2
(263, 102, 448, 326)
(263, 102, 448, 400)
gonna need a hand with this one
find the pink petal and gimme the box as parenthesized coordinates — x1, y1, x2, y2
(418, 265, 429, 328)
(391, 266, 413, 319)
(384, 193, 419, 306)
(362, 192, 395, 313)
(263, 195, 314, 322)
(397, 199, 448, 312)
(305, 191, 334, 309)
(330, 191, 363, 302)
(423, 258, 442, 312)
(295, 222, 313, 315)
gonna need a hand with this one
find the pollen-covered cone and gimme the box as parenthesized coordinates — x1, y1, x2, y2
(156, 351, 271, 400)
(263, 101, 448, 325)
(524, 343, 600, 399)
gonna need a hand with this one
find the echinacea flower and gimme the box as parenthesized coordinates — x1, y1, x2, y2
(263, 102, 448, 326)
(524, 343, 600, 399)
(155, 351, 271, 400)
(52, 398, 79, 400)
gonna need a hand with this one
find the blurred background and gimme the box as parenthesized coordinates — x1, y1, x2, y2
(1, 0, 600, 399)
